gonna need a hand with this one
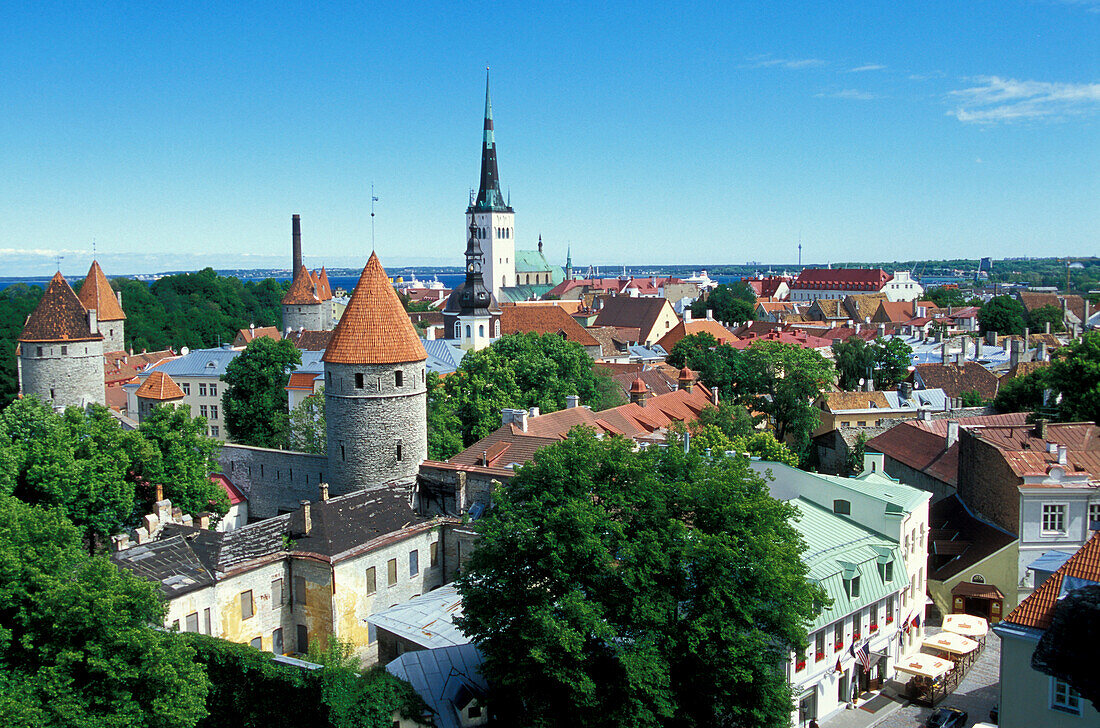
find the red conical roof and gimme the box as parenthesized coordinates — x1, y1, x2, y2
(323, 253, 426, 364)
(19, 272, 103, 343)
(77, 261, 126, 321)
(281, 265, 320, 305)
(316, 267, 333, 301)
(630, 377, 648, 394)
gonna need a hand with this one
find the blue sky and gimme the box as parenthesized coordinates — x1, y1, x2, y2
(2, 1, 1098, 276)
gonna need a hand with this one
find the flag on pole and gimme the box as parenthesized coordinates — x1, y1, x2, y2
(911, 614, 921, 630)
(835, 658, 843, 674)
(851, 641, 872, 672)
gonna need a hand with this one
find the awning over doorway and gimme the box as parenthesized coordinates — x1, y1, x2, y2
(950, 581, 1004, 601)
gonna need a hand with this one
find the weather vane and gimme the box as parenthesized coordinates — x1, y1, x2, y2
(371, 183, 379, 251)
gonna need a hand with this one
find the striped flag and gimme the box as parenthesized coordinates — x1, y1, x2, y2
(911, 614, 921, 630)
(851, 641, 872, 672)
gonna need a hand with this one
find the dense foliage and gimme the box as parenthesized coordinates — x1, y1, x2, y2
(183, 634, 425, 728)
(673, 401, 799, 466)
(0, 398, 226, 546)
(286, 388, 327, 454)
(978, 295, 1027, 335)
(690, 283, 757, 324)
(221, 337, 302, 448)
(667, 334, 834, 461)
(832, 336, 913, 390)
(426, 333, 625, 459)
(457, 429, 824, 728)
(1027, 304, 1065, 333)
(0, 496, 210, 727)
(1031, 584, 1100, 712)
(993, 332, 1100, 423)
(925, 286, 981, 308)
(0, 284, 44, 407)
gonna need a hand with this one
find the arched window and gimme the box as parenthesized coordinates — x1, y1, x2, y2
(454, 322, 461, 339)
(494, 319, 500, 337)
(971, 574, 985, 584)
(478, 325, 484, 337)
(465, 325, 471, 338)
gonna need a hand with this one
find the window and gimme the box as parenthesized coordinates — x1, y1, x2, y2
(297, 625, 309, 654)
(795, 647, 807, 672)
(294, 576, 306, 605)
(409, 550, 419, 577)
(250, 636, 262, 650)
(815, 631, 825, 661)
(199, 383, 207, 396)
(886, 596, 895, 625)
(430, 541, 439, 567)
(396, 441, 402, 462)
(1051, 678, 1081, 714)
(211, 426, 219, 437)
(879, 560, 893, 583)
(210, 405, 218, 419)
(355, 373, 364, 388)
(455, 322, 461, 338)
(845, 575, 861, 599)
(834, 621, 844, 650)
(271, 578, 283, 606)
(387, 558, 398, 587)
(479, 324, 485, 337)
(185, 612, 199, 632)
(857, 420, 866, 427)
(468, 706, 482, 719)
(200, 405, 208, 418)
(971, 574, 986, 584)
(204, 608, 212, 635)
(365, 567, 377, 595)
(273, 628, 283, 654)
(1042, 504, 1066, 533)
(465, 325, 472, 338)
(395, 370, 403, 387)
(341, 445, 345, 460)
(833, 499, 851, 515)
(869, 603, 879, 631)
(1089, 503, 1100, 530)
(241, 590, 254, 619)
(36, 346, 43, 356)
(182, 383, 190, 395)
(60, 345, 67, 355)
(210, 384, 217, 397)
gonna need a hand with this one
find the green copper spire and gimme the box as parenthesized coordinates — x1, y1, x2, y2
(469, 69, 512, 214)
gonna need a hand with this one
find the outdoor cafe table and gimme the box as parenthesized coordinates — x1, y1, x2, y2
(895, 653, 956, 706)
(922, 631, 981, 671)
(942, 614, 989, 640)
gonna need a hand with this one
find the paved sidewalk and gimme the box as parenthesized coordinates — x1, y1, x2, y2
(822, 629, 1001, 728)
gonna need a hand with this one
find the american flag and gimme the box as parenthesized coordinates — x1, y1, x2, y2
(851, 641, 872, 672)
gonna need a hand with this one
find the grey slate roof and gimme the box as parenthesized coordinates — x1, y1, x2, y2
(386, 643, 487, 728)
(143, 346, 241, 379)
(160, 515, 291, 575)
(421, 339, 467, 375)
(292, 485, 438, 560)
(368, 583, 468, 649)
(111, 534, 215, 597)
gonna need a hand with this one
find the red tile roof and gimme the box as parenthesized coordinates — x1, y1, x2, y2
(1017, 291, 1061, 313)
(872, 300, 914, 323)
(1004, 532, 1100, 630)
(234, 326, 281, 346)
(727, 329, 834, 350)
(592, 297, 673, 343)
(77, 261, 126, 321)
(285, 372, 320, 392)
(19, 272, 104, 344)
(135, 370, 185, 401)
(316, 267, 333, 301)
(791, 268, 892, 291)
(285, 330, 333, 350)
(498, 304, 599, 347)
(210, 473, 246, 506)
(281, 265, 321, 305)
(323, 253, 426, 365)
(655, 318, 735, 351)
(971, 422, 1100, 478)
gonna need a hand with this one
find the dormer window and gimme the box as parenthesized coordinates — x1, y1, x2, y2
(878, 560, 894, 583)
(844, 575, 861, 599)
(833, 499, 851, 515)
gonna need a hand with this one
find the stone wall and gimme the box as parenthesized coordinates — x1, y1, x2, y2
(957, 428, 1021, 535)
(100, 318, 125, 353)
(325, 361, 427, 493)
(282, 303, 325, 333)
(219, 444, 329, 518)
(417, 463, 502, 516)
(19, 339, 105, 409)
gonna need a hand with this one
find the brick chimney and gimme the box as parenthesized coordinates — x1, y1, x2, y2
(946, 421, 959, 448)
(566, 394, 580, 409)
(87, 308, 98, 335)
(292, 214, 302, 276)
(293, 500, 312, 537)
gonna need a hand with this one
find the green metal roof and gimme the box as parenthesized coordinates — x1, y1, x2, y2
(513, 249, 565, 285)
(813, 469, 929, 515)
(790, 497, 908, 631)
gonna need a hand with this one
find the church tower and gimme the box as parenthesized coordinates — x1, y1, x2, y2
(322, 253, 427, 493)
(77, 261, 126, 352)
(466, 71, 515, 303)
(457, 218, 493, 351)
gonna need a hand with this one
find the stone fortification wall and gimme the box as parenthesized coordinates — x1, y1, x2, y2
(19, 339, 105, 409)
(219, 444, 329, 518)
(100, 319, 125, 353)
(282, 303, 325, 333)
(325, 361, 427, 493)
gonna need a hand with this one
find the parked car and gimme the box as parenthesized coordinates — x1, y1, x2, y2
(927, 707, 968, 728)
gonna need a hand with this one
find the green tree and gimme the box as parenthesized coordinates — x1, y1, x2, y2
(1028, 304, 1065, 333)
(958, 390, 986, 408)
(1031, 584, 1100, 712)
(0, 496, 210, 727)
(737, 342, 835, 459)
(978, 296, 1027, 335)
(1047, 331, 1100, 424)
(993, 368, 1050, 414)
(666, 332, 719, 370)
(457, 429, 823, 728)
(286, 388, 327, 454)
(438, 333, 605, 447)
(874, 337, 913, 389)
(0, 283, 45, 408)
(222, 337, 302, 447)
(137, 404, 228, 518)
(690, 283, 756, 324)
(845, 432, 868, 476)
(832, 337, 876, 391)
(426, 372, 464, 460)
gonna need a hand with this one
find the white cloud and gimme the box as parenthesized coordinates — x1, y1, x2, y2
(948, 76, 1100, 123)
(815, 89, 877, 100)
(849, 64, 886, 73)
(745, 54, 827, 70)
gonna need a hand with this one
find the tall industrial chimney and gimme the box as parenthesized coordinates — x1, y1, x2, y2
(292, 214, 302, 278)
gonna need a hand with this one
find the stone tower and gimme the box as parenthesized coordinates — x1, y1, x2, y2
(457, 218, 493, 351)
(77, 260, 126, 352)
(280, 216, 334, 332)
(134, 369, 185, 422)
(466, 71, 515, 303)
(323, 252, 428, 493)
(18, 272, 105, 409)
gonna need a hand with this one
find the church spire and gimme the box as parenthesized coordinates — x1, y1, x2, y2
(469, 69, 512, 213)
(459, 219, 492, 315)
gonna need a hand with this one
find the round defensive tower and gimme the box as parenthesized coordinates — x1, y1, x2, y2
(323, 252, 427, 493)
(282, 264, 325, 333)
(77, 260, 126, 352)
(18, 272, 106, 409)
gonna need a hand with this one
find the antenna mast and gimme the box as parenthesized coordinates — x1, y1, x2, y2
(370, 184, 380, 251)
